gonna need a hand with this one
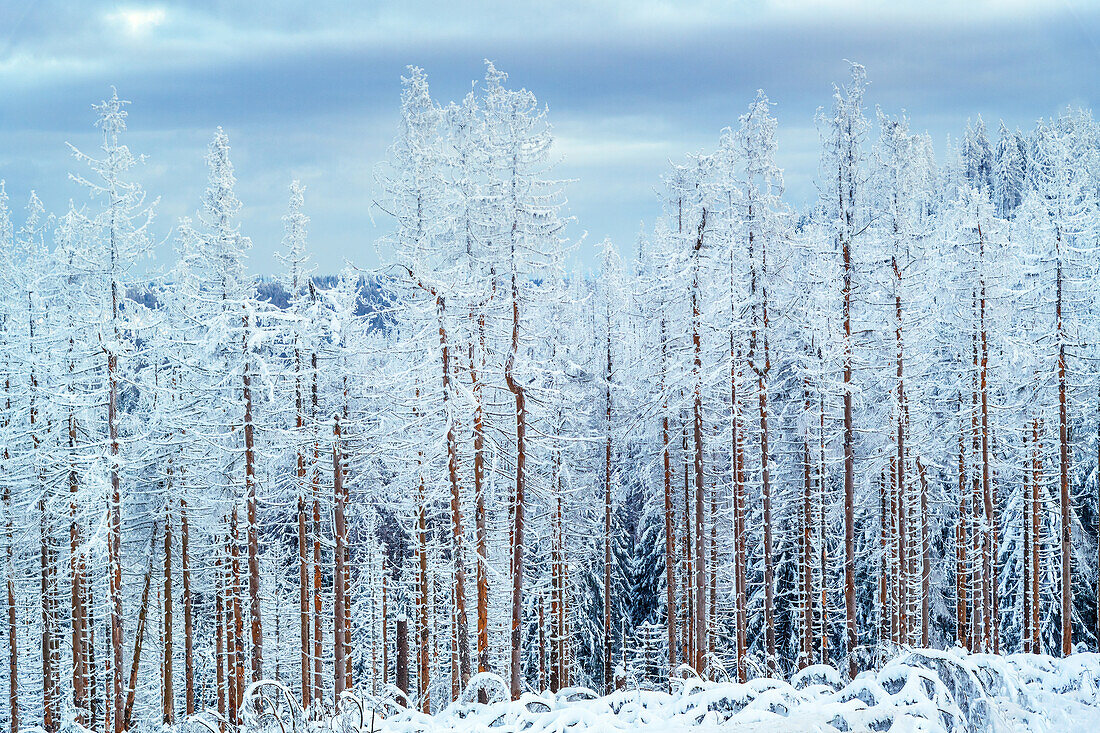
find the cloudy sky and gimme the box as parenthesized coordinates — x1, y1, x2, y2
(2, 1, 1099, 274)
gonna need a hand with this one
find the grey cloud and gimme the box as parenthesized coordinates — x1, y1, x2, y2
(2, 1, 1098, 272)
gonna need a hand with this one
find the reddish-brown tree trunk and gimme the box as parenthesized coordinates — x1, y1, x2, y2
(242, 313, 262, 683)
(40, 497, 57, 733)
(691, 209, 708, 674)
(3, 450, 16, 733)
(215, 547, 227, 722)
(603, 306, 613, 691)
(396, 617, 409, 702)
(538, 597, 546, 692)
(956, 406, 968, 649)
(3, 371, 17, 732)
(333, 416, 346, 700)
(1056, 248, 1072, 657)
(69, 408, 86, 728)
(434, 295, 471, 691)
(470, 322, 490, 678)
(415, 401, 430, 713)
(506, 246, 527, 700)
(310, 353, 323, 706)
(681, 420, 693, 667)
(883, 471, 893, 644)
(802, 399, 814, 668)
(662, 318, 676, 681)
(1023, 426, 1032, 653)
(163, 502, 174, 725)
(231, 512, 246, 723)
(841, 199, 857, 679)
(123, 523, 160, 731)
(180, 499, 195, 717)
(1033, 419, 1043, 653)
(818, 388, 828, 665)
(918, 458, 930, 646)
(106, 278, 125, 733)
(732, 351, 747, 682)
(381, 564, 389, 689)
(294, 492, 309, 710)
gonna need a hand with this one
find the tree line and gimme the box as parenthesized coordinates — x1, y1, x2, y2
(1, 61, 1099, 731)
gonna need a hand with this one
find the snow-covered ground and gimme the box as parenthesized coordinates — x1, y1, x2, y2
(222, 649, 1100, 732)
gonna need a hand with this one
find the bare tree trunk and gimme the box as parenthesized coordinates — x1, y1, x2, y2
(242, 313, 263, 683)
(682, 419, 693, 667)
(29, 301, 57, 733)
(837, 129, 860, 678)
(180, 499, 194, 717)
(1056, 245, 1072, 657)
(891, 254, 908, 647)
(538, 597, 546, 692)
(505, 238, 527, 700)
(123, 523, 160, 730)
(297, 493, 310, 710)
(818, 387, 828, 665)
(69, 405, 87, 728)
(396, 617, 409, 703)
(747, 208, 775, 673)
(435, 295, 471, 691)
(970, 337, 983, 652)
(977, 226, 995, 655)
(736, 367, 749, 681)
(1023, 426, 1032, 653)
(841, 226, 857, 677)
(691, 209, 708, 674)
(709, 477, 717, 662)
(551, 472, 564, 693)
(731, 348, 746, 682)
(1033, 419, 1042, 653)
(106, 276, 125, 733)
(451, 603, 459, 701)
(216, 547, 227, 723)
(311, 352, 323, 706)
(232, 511, 246, 723)
(470, 320, 490, 679)
(956, 403, 968, 649)
(333, 416, 346, 700)
(563, 556, 572, 689)
(293, 344, 311, 709)
(662, 318, 676, 681)
(3, 414, 17, 733)
(40, 496, 57, 733)
(381, 564, 389, 689)
(163, 502, 174, 725)
(801, 387, 813, 667)
(415, 397, 430, 713)
(917, 458, 930, 647)
(603, 304, 613, 692)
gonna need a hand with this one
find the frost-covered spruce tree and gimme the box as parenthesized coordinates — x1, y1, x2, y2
(480, 60, 568, 698)
(270, 179, 327, 710)
(66, 89, 156, 733)
(176, 127, 270, 723)
(0, 182, 19, 733)
(1024, 112, 1098, 655)
(734, 91, 788, 674)
(377, 66, 451, 711)
(817, 62, 870, 677)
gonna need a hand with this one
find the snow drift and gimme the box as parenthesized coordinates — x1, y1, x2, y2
(182, 649, 1100, 733)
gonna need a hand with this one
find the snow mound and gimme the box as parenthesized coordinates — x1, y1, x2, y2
(214, 649, 1100, 732)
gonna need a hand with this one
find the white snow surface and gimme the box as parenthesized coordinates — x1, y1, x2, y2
(197, 649, 1100, 733)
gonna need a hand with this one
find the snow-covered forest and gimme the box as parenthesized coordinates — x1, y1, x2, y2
(2, 59, 1100, 731)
